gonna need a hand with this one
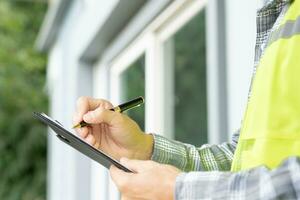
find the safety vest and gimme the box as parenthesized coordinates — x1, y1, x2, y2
(231, 0, 300, 171)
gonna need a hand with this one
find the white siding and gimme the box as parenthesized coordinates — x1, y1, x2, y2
(47, 0, 119, 200)
(225, 1, 257, 138)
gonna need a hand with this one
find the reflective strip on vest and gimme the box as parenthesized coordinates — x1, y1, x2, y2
(231, 0, 300, 171)
(268, 15, 300, 46)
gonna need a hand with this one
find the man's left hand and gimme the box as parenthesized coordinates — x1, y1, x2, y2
(110, 158, 181, 200)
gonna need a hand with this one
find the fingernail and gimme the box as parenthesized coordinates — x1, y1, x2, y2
(83, 112, 92, 122)
(73, 114, 80, 124)
(79, 128, 88, 138)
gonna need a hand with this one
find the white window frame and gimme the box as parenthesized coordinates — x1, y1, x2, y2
(110, 0, 207, 135)
(103, 0, 213, 199)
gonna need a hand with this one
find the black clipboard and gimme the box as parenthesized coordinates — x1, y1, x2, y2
(33, 112, 133, 173)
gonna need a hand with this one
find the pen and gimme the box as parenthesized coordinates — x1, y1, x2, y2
(72, 96, 144, 129)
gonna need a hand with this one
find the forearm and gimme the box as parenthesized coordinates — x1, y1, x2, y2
(175, 157, 300, 199)
(151, 133, 239, 172)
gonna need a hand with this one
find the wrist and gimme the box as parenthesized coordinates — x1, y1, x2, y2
(134, 133, 154, 160)
(144, 133, 154, 159)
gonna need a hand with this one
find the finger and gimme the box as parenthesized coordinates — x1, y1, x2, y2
(85, 133, 96, 146)
(121, 195, 141, 200)
(121, 196, 138, 200)
(120, 158, 155, 172)
(110, 165, 133, 192)
(83, 107, 122, 125)
(75, 97, 113, 123)
(92, 124, 102, 147)
(121, 196, 130, 200)
(72, 112, 82, 125)
(76, 127, 89, 138)
(94, 141, 100, 149)
(75, 97, 92, 124)
(77, 97, 113, 113)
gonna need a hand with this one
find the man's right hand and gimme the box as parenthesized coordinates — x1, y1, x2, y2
(73, 96, 153, 161)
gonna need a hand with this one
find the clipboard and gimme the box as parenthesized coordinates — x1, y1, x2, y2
(33, 112, 133, 173)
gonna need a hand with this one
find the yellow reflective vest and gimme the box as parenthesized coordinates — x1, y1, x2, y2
(232, 0, 300, 171)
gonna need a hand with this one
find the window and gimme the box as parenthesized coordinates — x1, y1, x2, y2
(110, 51, 147, 200)
(120, 55, 145, 130)
(107, 1, 208, 199)
(163, 10, 207, 146)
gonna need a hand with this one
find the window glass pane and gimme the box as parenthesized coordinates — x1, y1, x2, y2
(165, 10, 207, 146)
(120, 55, 145, 130)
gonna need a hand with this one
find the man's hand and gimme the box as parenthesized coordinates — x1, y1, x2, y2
(73, 96, 153, 160)
(110, 158, 181, 200)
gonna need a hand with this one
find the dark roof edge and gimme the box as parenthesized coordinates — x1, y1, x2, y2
(80, 0, 172, 64)
(35, 0, 72, 52)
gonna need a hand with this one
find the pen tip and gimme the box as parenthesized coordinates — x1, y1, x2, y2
(72, 124, 81, 129)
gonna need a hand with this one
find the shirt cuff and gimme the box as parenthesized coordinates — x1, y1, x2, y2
(151, 134, 188, 170)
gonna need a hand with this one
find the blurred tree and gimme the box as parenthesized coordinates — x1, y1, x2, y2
(0, 0, 47, 200)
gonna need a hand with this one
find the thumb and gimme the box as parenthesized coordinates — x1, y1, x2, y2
(120, 157, 155, 173)
(110, 165, 132, 190)
(83, 107, 121, 124)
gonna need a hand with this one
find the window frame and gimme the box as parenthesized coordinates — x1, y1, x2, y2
(109, 0, 207, 136)
(98, 0, 230, 199)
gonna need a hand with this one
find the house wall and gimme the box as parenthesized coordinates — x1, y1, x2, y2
(225, 0, 257, 138)
(46, 1, 118, 199)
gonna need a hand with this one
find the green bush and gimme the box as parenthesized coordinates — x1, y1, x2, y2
(0, 1, 47, 199)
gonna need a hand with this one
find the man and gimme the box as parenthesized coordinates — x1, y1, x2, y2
(73, 0, 300, 199)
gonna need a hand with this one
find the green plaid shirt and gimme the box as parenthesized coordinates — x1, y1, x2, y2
(152, 133, 238, 172)
(151, 0, 300, 199)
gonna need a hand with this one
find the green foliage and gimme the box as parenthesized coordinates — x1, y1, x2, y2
(0, 1, 47, 199)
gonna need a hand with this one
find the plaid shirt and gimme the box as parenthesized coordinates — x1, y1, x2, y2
(151, 0, 300, 199)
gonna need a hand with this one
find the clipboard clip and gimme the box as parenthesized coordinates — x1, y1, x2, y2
(56, 134, 70, 144)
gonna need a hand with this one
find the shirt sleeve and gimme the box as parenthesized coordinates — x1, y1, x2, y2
(151, 131, 239, 172)
(175, 157, 300, 199)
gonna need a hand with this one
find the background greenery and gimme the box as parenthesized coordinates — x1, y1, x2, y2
(0, 1, 47, 199)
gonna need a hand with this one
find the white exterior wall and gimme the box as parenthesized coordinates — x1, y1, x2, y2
(47, 0, 119, 200)
(225, 1, 257, 138)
